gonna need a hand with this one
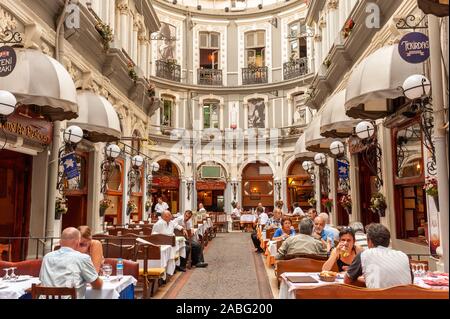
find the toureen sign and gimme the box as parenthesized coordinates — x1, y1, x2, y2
(398, 32, 430, 64)
(0, 46, 16, 77)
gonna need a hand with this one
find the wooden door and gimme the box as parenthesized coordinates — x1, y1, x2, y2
(0, 150, 32, 261)
(358, 153, 380, 226)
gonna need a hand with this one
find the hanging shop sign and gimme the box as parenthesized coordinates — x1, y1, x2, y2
(0, 46, 16, 77)
(0, 108, 53, 145)
(337, 160, 349, 179)
(61, 152, 80, 180)
(398, 32, 430, 64)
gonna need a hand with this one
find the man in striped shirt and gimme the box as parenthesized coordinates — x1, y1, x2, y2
(344, 223, 413, 289)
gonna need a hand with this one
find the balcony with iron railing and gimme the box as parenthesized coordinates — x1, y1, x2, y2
(283, 57, 309, 81)
(198, 69, 223, 85)
(242, 66, 268, 85)
(156, 59, 181, 82)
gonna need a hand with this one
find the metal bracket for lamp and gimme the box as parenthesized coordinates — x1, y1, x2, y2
(230, 179, 238, 201)
(100, 144, 121, 194)
(395, 14, 428, 31)
(186, 178, 194, 200)
(0, 30, 23, 46)
(274, 178, 282, 201)
(128, 155, 144, 196)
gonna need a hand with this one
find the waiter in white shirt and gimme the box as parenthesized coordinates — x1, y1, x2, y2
(151, 210, 186, 236)
(292, 202, 305, 217)
(251, 206, 268, 253)
(154, 197, 169, 218)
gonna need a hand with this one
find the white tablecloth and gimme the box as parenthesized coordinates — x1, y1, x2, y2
(0, 275, 136, 299)
(86, 275, 137, 299)
(240, 215, 256, 223)
(175, 236, 187, 259)
(279, 272, 449, 299)
(0, 276, 40, 299)
(268, 241, 278, 257)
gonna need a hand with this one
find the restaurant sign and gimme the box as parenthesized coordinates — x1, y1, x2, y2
(0, 110, 53, 145)
(152, 176, 180, 188)
(398, 32, 430, 64)
(0, 46, 16, 77)
(196, 180, 227, 191)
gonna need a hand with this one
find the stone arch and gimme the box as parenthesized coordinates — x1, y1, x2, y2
(151, 154, 185, 178)
(238, 157, 276, 179)
(196, 158, 230, 179)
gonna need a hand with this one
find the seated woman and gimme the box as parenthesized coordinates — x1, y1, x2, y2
(77, 225, 104, 273)
(322, 227, 363, 272)
(272, 218, 296, 241)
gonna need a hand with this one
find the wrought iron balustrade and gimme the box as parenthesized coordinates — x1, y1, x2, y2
(198, 69, 223, 85)
(155, 59, 181, 82)
(283, 57, 309, 80)
(242, 66, 268, 85)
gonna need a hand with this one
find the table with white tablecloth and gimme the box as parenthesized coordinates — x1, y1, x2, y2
(0, 275, 136, 299)
(138, 244, 174, 280)
(240, 215, 257, 223)
(279, 272, 450, 299)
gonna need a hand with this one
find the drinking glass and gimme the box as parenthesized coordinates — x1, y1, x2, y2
(2, 268, 10, 281)
(419, 264, 426, 277)
(9, 267, 17, 280)
(411, 264, 418, 277)
(102, 264, 112, 280)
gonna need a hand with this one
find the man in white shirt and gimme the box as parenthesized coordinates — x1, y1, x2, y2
(345, 223, 413, 289)
(154, 197, 169, 218)
(292, 202, 305, 217)
(173, 210, 208, 270)
(198, 203, 207, 214)
(232, 203, 242, 218)
(251, 206, 268, 253)
(151, 210, 186, 236)
(39, 227, 103, 299)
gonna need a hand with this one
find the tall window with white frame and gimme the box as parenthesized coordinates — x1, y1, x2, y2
(284, 20, 308, 80)
(203, 101, 220, 129)
(160, 96, 174, 128)
(198, 32, 222, 85)
(244, 30, 267, 84)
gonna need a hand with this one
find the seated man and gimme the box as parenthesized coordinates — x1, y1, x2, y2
(344, 223, 413, 289)
(276, 218, 327, 260)
(265, 208, 283, 229)
(306, 208, 318, 220)
(318, 212, 339, 239)
(312, 216, 335, 251)
(173, 210, 208, 270)
(232, 203, 242, 218)
(251, 206, 268, 253)
(39, 227, 103, 299)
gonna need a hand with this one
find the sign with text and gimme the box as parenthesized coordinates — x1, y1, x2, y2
(0, 46, 16, 77)
(398, 32, 430, 64)
(152, 176, 180, 189)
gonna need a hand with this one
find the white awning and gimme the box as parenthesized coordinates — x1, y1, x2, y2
(320, 90, 360, 138)
(345, 44, 423, 119)
(0, 48, 78, 121)
(69, 91, 121, 142)
(294, 133, 315, 160)
(305, 110, 336, 153)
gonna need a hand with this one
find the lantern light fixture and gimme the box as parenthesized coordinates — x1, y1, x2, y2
(131, 155, 144, 168)
(314, 153, 327, 166)
(0, 90, 17, 119)
(402, 74, 431, 100)
(355, 121, 375, 140)
(106, 144, 121, 159)
(63, 125, 84, 144)
(330, 140, 345, 156)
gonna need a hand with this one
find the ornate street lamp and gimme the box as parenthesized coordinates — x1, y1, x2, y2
(128, 154, 144, 195)
(146, 161, 160, 196)
(186, 177, 194, 200)
(402, 74, 436, 175)
(100, 144, 121, 194)
(314, 153, 330, 195)
(230, 178, 238, 201)
(0, 90, 17, 124)
(330, 141, 350, 192)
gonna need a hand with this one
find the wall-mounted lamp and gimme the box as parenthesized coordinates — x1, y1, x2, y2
(146, 161, 160, 196)
(100, 144, 121, 194)
(230, 178, 239, 201)
(0, 90, 17, 125)
(274, 177, 282, 201)
(128, 154, 144, 195)
(314, 153, 330, 195)
(330, 141, 350, 192)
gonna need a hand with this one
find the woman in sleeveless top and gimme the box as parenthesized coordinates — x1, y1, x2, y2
(77, 225, 104, 273)
(322, 227, 363, 272)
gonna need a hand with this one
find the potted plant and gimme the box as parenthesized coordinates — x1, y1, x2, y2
(55, 197, 68, 220)
(339, 194, 352, 214)
(370, 192, 387, 217)
(423, 177, 439, 211)
(308, 197, 317, 207)
(127, 200, 138, 216)
(342, 18, 355, 39)
(321, 197, 333, 213)
(95, 21, 113, 51)
(127, 60, 138, 83)
(99, 198, 112, 217)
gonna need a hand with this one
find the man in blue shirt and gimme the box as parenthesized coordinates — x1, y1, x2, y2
(313, 216, 334, 251)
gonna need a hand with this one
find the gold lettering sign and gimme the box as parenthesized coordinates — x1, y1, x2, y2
(0, 112, 53, 145)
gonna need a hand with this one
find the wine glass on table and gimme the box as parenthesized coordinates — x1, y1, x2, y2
(2, 268, 10, 281)
(9, 267, 17, 281)
(102, 264, 112, 281)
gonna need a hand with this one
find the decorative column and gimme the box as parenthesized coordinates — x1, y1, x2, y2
(117, 0, 129, 51)
(327, 0, 339, 43)
(138, 32, 148, 75)
(132, 20, 139, 62)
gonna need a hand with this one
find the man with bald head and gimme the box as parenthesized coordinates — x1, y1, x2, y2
(39, 227, 102, 299)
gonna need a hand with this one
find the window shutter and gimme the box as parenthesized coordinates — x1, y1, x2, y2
(200, 32, 208, 48)
(210, 33, 219, 48)
(245, 32, 254, 48)
(256, 31, 265, 47)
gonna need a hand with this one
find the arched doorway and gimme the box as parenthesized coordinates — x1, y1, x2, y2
(286, 159, 314, 213)
(241, 161, 274, 212)
(196, 161, 227, 212)
(152, 160, 180, 214)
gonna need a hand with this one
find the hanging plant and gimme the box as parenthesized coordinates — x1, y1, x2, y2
(127, 60, 138, 83)
(95, 21, 114, 51)
(321, 197, 333, 212)
(99, 198, 112, 217)
(127, 200, 138, 216)
(423, 177, 438, 197)
(370, 192, 387, 217)
(339, 194, 352, 214)
(342, 18, 355, 39)
(55, 197, 68, 220)
(145, 199, 152, 212)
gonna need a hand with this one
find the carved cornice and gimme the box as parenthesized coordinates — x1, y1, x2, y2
(0, 6, 17, 34)
(327, 0, 339, 10)
(117, 0, 129, 15)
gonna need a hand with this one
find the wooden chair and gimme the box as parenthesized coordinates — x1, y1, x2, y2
(284, 253, 329, 261)
(410, 259, 430, 272)
(133, 243, 166, 298)
(102, 242, 136, 260)
(0, 259, 42, 277)
(147, 234, 175, 246)
(265, 228, 276, 240)
(31, 283, 77, 299)
(214, 213, 228, 233)
(295, 283, 449, 299)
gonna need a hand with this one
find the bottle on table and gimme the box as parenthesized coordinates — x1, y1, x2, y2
(116, 258, 124, 279)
